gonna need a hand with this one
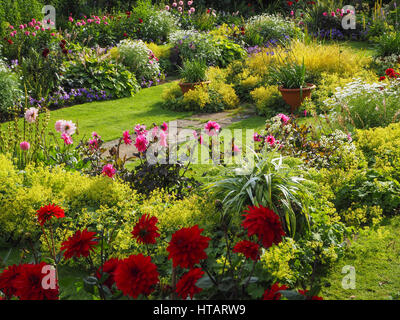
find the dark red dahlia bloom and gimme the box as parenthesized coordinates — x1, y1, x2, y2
(385, 68, 400, 78)
(60, 229, 98, 260)
(131, 214, 160, 245)
(176, 268, 204, 300)
(114, 254, 159, 299)
(379, 76, 386, 81)
(96, 258, 119, 290)
(242, 205, 285, 248)
(14, 263, 59, 300)
(262, 283, 288, 300)
(0, 264, 22, 298)
(36, 203, 65, 226)
(42, 48, 50, 58)
(139, 18, 143, 23)
(167, 225, 211, 269)
(298, 289, 323, 300)
(233, 240, 260, 261)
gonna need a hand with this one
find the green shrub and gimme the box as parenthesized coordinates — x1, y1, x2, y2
(324, 79, 400, 129)
(375, 32, 400, 58)
(0, 60, 23, 119)
(0, 0, 44, 37)
(208, 152, 311, 237)
(250, 86, 286, 117)
(114, 39, 162, 82)
(179, 59, 207, 83)
(243, 14, 302, 46)
(356, 123, 400, 181)
(61, 47, 139, 99)
(169, 30, 222, 66)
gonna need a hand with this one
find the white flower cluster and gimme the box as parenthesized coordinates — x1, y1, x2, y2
(118, 39, 161, 81)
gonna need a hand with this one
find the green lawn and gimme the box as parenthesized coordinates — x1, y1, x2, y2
(321, 216, 400, 300)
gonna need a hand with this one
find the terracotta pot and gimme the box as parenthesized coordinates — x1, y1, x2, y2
(179, 81, 211, 94)
(278, 83, 316, 112)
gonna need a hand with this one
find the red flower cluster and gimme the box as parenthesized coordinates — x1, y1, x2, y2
(176, 268, 204, 300)
(131, 214, 160, 245)
(0, 263, 59, 300)
(60, 229, 98, 260)
(233, 240, 260, 261)
(242, 205, 285, 248)
(385, 68, 400, 78)
(96, 258, 119, 290)
(298, 289, 324, 300)
(262, 283, 288, 300)
(114, 254, 159, 299)
(36, 203, 65, 226)
(167, 225, 211, 269)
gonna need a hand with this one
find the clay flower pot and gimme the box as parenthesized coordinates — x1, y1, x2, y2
(279, 83, 316, 112)
(179, 81, 211, 94)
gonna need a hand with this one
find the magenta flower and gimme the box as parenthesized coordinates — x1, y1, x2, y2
(233, 144, 241, 155)
(61, 133, 73, 145)
(323, 12, 328, 16)
(204, 121, 221, 136)
(266, 135, 276, 146)
(253, 133, 262, 142)
(102, 164, 116, 178)
(159, 131, 168, 147)
(135, 134, 149, 153)
(20, 141, 30, 151)
(123, 130, 132, 145)
(277, 113, 290, 125)
(161, 122, 168, 132)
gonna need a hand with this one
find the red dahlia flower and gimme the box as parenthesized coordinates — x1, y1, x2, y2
(233, 240, 260, 261)
(96, 258, 119, 290)
(60, 229, 98, 260)
(14, 263, 59, 300)
(379, 76, 386, 81)
(114, 254, 159, 299)
(298, 289, 324, 300)
(36, 203, 65, 226)
(167, 225, 211, 269)
(262, 283, 288, 300)
(139, 18, 143, 23)
(131, 214, 160, 245)
(0, 264, 22, 298)
(385, 68, 400, 78)
(242, 205, 285, 249)
(176, 268, 204, 300)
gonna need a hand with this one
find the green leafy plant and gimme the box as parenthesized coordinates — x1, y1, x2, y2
(179, 59, 208, 83)
(269, 58, 309, 89)
(208, 152, 311, 237)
